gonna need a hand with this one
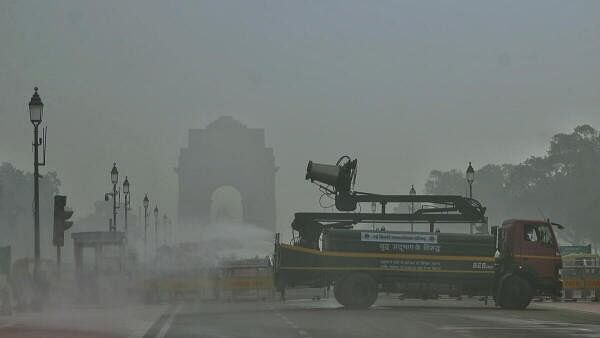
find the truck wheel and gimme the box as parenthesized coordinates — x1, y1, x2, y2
(335, 273, 378, 309)
(499, 275, 532, 310)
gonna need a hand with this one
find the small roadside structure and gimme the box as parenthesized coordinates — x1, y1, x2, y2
(71, 231, 126, 303)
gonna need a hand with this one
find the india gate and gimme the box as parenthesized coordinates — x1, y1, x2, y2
(176, 116, 277, 232)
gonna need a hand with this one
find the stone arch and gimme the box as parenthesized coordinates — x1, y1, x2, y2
(177, 116, 277, 233)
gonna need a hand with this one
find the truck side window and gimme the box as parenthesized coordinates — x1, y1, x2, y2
(524, 224, 553, 245)
(524, 224, 539, 242)
(537, 225, 554, 246)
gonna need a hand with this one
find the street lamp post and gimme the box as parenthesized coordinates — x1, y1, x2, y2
(162, 213, 168, 245)
(466, 162, 475, 199)
(466, 162, 475, 234)
(110, 163, 119, 232)
(409, 185, 416, 232)
(123, 176, 130, 235)
(370, 202, 376, 230)
(28, 87, 46, 280)
(143, 194, 149, 261)
(153, 206, 158, 251)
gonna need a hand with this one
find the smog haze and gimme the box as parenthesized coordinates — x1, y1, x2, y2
(1, 0, 599, 232)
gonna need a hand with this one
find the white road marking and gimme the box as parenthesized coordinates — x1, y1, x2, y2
(442, 324, 600, 337)
(275, 311, 311, 338)
(443, 326, 585, 331)
(156, 304, 183, 338)
(127, 306, 171, 338)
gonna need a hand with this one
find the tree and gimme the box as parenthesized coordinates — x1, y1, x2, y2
(0, 163, 61, 259)
(425, 170, 465, 195)
(424, 125, 600, 247)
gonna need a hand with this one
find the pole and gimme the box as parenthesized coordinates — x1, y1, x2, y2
(112, 183, 117, 232)
(124, 194, 128, 235)
(33, 124, 40, 278)
(154, 214, 158, 252)
(410, 201, 414, 232)
(144, 207, 147, 262)
(469, 182, 473, 234)
(56, 246, 61, 280)
(168, 219, 172, 245)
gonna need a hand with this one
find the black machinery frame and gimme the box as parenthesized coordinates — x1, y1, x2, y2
(293, 156, 488, 245)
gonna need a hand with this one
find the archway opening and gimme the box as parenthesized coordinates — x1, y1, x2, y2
(209, 185, 244, 225)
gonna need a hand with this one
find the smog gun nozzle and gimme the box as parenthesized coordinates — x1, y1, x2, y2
(305, 156, 358, 194)
(305, 156, 359, 212)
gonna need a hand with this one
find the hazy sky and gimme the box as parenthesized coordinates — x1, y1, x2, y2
(1, 1, 599, 233)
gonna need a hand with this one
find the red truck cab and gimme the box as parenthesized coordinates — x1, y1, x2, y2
(498, 219, 562, 300)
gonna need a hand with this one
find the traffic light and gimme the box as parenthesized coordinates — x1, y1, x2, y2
(53, 195, 74, 247)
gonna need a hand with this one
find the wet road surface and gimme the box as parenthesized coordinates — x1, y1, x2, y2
(148, 297, 600, 338)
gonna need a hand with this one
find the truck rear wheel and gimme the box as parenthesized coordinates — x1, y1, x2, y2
(335, 273, 378, 309)
(499, 275, 532, 310)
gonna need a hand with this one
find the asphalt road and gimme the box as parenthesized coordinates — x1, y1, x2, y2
(145, 296, 600, 338)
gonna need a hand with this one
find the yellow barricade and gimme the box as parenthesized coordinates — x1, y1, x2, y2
(563, 278, 585, 289)
(220, 277, 274, 290)
(562, 277, 600, 290)
(583, 278, 600, 289)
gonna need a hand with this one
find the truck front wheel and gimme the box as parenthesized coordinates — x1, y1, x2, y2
(335, 273, 378, 309)
(498, 275, 532, 310)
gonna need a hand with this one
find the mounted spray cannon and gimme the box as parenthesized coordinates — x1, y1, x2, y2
(303, 155, 487, 224)
(292, 155, 489, 252)
(305, 156, 358, 211)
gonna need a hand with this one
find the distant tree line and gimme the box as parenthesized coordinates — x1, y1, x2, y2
(0, 163, 60, 258)
(425, 125, 600, 247)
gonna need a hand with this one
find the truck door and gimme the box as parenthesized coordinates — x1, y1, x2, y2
(518, 222, 558, 280)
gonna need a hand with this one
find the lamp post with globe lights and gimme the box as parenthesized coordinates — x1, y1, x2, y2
(409, 185, 416, 232)
(466, 162, 475, 199)
(123, 176, 131, 235)
(163, 213, 170, 245)
(153, 205, 159, 252)
(466, 162, 475, 234)
(28, 87, 47, 279)
(104, 163, 120, 232)
(143, 194, 149, 260)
